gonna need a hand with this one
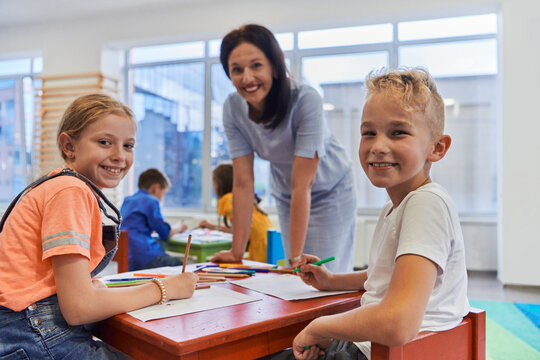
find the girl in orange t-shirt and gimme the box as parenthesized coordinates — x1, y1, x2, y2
(198, 163, 274, 262)
(0, 94, 197, 359)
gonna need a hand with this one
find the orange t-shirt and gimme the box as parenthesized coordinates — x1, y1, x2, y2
(0, 170, 105, 311)
(217, 192, 274, 262)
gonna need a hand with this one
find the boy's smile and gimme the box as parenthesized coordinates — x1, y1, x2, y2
(359, 92, 438, 206)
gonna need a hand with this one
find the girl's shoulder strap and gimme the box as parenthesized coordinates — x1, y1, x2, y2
(0, 168, 121, 233)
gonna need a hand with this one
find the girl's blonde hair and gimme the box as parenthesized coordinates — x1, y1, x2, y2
(57, 93, 136, 160)
(365, 67, 445, 137)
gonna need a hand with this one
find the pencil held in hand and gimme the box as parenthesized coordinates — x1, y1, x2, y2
(292, 256, 335, 273)
(182, 234, 192, 273)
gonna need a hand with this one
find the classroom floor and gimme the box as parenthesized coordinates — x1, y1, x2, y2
(468, 271, 540, 304)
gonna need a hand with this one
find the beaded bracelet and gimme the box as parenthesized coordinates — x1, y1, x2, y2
(151, 278, 167, 304)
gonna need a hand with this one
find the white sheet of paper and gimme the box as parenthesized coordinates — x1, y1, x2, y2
(232, 274, 358, 301)
(127, 286, 261, 322)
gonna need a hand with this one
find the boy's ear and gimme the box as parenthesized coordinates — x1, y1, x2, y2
(428, 134, 451, 163)
(147, 183, 160, 196)
(58, 132, 75, 159)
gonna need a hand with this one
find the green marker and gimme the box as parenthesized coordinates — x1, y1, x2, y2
(292, 256, 335, 273)
(105, 279, 151, 286)
(304, 345, 311, 350)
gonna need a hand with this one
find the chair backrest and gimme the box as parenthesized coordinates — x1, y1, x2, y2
(112, 230, 129, 273)
(371, 308, 486, 360)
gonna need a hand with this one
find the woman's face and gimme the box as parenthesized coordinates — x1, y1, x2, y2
(228, 42, 274, 112)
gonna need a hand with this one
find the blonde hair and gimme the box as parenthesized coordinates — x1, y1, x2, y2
(57, 93, 136, 160)
(365, 68, 445, 137)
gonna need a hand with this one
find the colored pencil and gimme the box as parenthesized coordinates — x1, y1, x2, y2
(132, 273, 168, 278)
(182, 234, 192, 273)
(195, 284, 211, 290)
(292, 256, 335, 273)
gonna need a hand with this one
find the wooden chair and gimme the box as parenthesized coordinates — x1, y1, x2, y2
(112, 230, 129, 273)
(372, 308, 486, 360)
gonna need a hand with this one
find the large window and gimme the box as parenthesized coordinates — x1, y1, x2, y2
(126, 13, 499, 215)
(0, 56, 41, 205)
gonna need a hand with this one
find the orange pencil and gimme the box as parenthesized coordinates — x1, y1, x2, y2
(182, 234, 192, 273)
(132, 273, 168, 278)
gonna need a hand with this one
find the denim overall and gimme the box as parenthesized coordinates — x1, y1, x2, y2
(0, 169, 126, 359)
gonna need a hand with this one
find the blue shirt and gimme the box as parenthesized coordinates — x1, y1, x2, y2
(120, 189, 171, 270)
(223, 82, 352, 203)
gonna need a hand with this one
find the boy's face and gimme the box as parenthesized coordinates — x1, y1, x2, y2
(359, 92, 436, 205)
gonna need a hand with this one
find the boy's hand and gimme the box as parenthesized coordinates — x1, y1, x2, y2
(292, 320, 331, 359)
(165, 272, 198, 300)
(91, 278, 107, 289)
(210, 250, 242, 263)
(297, 254, 334, 291)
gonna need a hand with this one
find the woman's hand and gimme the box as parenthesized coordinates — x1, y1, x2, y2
(296, 254, 334, 291)
(164, 272, 198, 300)
(210, 249, 242, 263)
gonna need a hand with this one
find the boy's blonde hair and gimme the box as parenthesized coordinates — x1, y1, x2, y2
(57, 93, 136, 160)
(365, 68, 445, 137)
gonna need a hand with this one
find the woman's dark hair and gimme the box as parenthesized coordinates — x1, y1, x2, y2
(220, 24, 291, 130)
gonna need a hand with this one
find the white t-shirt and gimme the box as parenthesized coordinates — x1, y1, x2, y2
(355, 183, 470, 359)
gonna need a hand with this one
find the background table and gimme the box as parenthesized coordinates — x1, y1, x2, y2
(91, 267, 363, 360)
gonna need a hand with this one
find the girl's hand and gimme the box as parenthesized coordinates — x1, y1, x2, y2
(164, 272, 198, 300)
(297, 254, 334, 291)
(210, 250, 242, 263)
(198, 220, 213, 229)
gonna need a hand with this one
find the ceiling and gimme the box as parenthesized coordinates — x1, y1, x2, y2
(0, 0, 199, 28)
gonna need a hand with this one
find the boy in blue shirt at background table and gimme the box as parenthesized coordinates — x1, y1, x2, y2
(121, 168, 187, 271)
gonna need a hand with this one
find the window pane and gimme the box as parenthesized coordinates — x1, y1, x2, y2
(275, 32, 294, 51)
(431, 76, 498, 213)
(210, 64, 273, 208)
(0, 59, 32, 76)
(299, 24, 393, 49)
(302, 52, 389, 208)
(399, 39, 497, 77)
(0, 79, 26, 201)
(131, 63, 204, 208)
(399, 14, 497, 41)
(131, 42, 205, 64)
(209, 39, 221, 58)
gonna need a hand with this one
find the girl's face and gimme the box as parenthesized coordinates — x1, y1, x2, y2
(228, 42, 274, 113)
(62, 113, 136, 189)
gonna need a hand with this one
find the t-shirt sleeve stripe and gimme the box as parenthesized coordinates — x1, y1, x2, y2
(42, 233, 90, 252)
(43, 230, 89, 242)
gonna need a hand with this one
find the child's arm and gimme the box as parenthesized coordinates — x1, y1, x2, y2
(52, 254, 198, 325)
(292, 254, 438, 357)
(169, 221, 187, 237)
(198, 219, 233, 233)
(297, 254, 366, 291)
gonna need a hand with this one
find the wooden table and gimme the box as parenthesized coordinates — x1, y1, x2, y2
(91, 268, 363, 360)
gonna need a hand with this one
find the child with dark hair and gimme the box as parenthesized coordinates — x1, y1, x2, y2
(199, 163, 273, 262)
(121, 168, 187, 271)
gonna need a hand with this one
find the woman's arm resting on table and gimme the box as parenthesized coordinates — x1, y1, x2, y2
(288, 154, 319, 266)
(293, 253, 438, 353)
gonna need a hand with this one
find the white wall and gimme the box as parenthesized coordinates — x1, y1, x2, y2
(1, 0, 539, 285)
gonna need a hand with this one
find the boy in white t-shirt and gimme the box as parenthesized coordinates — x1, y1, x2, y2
(271, 68, 470, 360)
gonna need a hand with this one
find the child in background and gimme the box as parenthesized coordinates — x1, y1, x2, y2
(270, 68, 469, 360)
(199, 163, 274, 262)
(0, 94, 197, 359)
(121, 168, 188, 271)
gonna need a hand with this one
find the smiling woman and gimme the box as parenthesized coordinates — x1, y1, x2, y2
(210, 24, 357, 273)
